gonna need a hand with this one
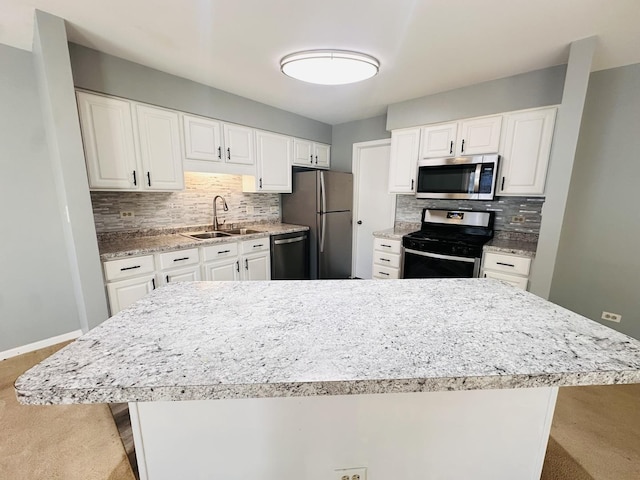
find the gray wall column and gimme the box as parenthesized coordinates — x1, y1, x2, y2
(33, 10, 109, 331)
(529, 37, 597, 298)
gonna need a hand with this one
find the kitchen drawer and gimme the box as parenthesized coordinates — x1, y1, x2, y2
(483, 252, 531, 276)
(373, 237, 402, 255)
(241, 237, 269, 254)
(483, 270, 528, 290)
(103, 255, 155, 282)
(373, 251, 401, 269)
(157, 248, 200, 270)
(202, 242, 238, 262)
(372, 265, 400, 280)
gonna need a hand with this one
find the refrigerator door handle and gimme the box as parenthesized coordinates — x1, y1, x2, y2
(319, 171, 326, 253)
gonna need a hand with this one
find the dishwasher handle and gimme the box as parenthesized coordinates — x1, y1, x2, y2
(273, 235, 307, 245)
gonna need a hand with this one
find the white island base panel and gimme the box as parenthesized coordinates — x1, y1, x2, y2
(129, 387, 558, 480)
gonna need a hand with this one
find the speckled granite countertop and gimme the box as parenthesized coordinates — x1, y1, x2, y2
(98, 223, 309, 261)
(373, 223, 420, 240)
(483, 238, 538, 258)
(16, 279, 640, 405)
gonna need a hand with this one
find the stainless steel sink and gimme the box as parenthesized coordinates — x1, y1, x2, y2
(184, 231, 233, 240)
(222, 228, 262, 235)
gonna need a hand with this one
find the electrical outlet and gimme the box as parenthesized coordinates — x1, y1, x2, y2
(601, 311, 622, 323)
(120, 211, 135, 219)
(246, 206, 255, 214)
(335, 467, 366, 480)
(511, 215, 525, 223)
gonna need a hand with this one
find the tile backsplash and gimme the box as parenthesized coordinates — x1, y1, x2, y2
(395, 195, 544, 234)
(91, 172, 280, 233)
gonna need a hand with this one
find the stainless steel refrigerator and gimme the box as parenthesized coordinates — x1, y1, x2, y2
(281, 170, 353, 279)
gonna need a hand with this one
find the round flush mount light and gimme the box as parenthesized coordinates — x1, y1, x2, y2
(280, 49, 380, 85)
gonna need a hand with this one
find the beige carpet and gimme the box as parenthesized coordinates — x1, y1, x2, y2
(0, 343, 135, 480)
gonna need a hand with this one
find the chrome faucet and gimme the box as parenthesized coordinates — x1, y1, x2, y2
(213, 195, 229, 230)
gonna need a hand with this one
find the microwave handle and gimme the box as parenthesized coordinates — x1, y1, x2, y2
(473, 164, 482, 193)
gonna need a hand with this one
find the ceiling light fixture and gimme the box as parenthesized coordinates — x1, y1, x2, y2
(280, 49, 380, 85)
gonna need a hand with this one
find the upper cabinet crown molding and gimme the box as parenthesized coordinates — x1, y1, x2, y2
(76, 90, 184, 192)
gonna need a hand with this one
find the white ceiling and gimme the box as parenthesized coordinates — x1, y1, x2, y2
(2, 0, 639, 125)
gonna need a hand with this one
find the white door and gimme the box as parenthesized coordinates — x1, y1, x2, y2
(352, 140, 395, 279)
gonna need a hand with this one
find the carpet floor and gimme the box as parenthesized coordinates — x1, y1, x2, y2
(2, 342, 639, 479)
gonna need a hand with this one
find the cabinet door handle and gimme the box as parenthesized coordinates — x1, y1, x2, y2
(152, 278, 156, 289)
(245, 258, 248, 270)
(411, 179, 414, 190)
(236, 261, 240, 272)
(218, 250, 231, 255)
(165, 275, 170, 283)
(496, 262, 515, 268)
(315, 155, 318, 164)
(501, 177, 505, 190)
(120, 265, 141, 271)
(218, 146, 222, 159)
(173, 257, 189, 262)
(310, 154, 313, 164)
(259, 178, 262, 189)
(449, 141, 453, 155)
(461, 139, 465, 153)
(147, 171, 151, 187)
(227, 147, 231, 160)
(132, 170, 137, 186)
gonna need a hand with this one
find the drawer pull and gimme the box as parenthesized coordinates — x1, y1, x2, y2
(120, 265, 141, 271)
(380, 258, 391, 262)
(218, 250, 231, 254)
(496, 262, 515, 267)
(173, 257, 189, 262)
(381, 244, 391, 248)
(379, 271, 390, 276)
(253, 244, 264, 248)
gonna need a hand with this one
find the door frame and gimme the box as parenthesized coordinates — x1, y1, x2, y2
(351, 138, 395, 278)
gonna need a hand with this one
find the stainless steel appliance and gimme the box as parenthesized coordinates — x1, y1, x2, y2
(416, 154, 499, 200)
(270, 231, 310, 280)
(402, 208, 494, 278)
(281, 170, 353, 279)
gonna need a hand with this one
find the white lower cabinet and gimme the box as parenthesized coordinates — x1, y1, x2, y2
(372, 237, 402, 279)
(481, 251, 532, 291)
(157, 248, 201, 285)
(202, 242, 241, 281)
(103, 255, 157, 315)
(239, 238, 271, 281)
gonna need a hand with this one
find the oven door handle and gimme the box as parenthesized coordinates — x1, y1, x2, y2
(404, 248, 476, 263)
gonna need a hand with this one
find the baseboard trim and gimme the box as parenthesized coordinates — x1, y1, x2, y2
(0, 330, 83, 361)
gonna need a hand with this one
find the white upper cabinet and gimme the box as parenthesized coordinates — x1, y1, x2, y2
(243, 130, 292, 193)
(292, 139, 330, 169)
(135, 104, 184, 191)
(388, 127, 421, 194)
(182, 114, 223, 162)
(420, 122, 457, 158)
(77, 91, 138, 189)
(420, 115, 502, 158)
(498, 107, 557, 196)
(457, 116, 502, 155)
(77, 90, 184, 192)
(223, 123, 255, 166)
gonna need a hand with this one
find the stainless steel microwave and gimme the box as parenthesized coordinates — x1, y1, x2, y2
(416, 154, 499, 200)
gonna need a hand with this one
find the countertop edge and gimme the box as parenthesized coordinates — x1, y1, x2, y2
(17, 370, 640, 405)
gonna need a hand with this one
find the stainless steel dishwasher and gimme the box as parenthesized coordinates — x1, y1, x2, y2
(270, 231, 310, 280)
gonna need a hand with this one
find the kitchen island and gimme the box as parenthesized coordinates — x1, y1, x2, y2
(16, 279, 640, 480)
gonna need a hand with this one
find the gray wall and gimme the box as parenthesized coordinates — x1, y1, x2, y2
(550, 63, 640, 339)
(0, 44, 81, 352)
(386, 65, 566, 130)
(331, 114, 391, 172)
(68, 43, 332, 144)
(33, 11, 109, 332)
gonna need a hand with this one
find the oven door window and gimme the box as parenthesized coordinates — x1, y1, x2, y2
(417, 164, 476, 194)
(403, 249, 477, 278)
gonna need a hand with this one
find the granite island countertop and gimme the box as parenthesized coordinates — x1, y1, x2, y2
(98, 223, 309, 261)
(16, 279, 640, 405)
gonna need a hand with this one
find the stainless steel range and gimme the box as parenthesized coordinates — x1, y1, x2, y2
(402, 208, 494, 278)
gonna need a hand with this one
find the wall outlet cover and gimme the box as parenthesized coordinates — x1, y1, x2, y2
(120, 211, 135, 219)
(335, 467, 366, 480)
(601, 311, 622, 323)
